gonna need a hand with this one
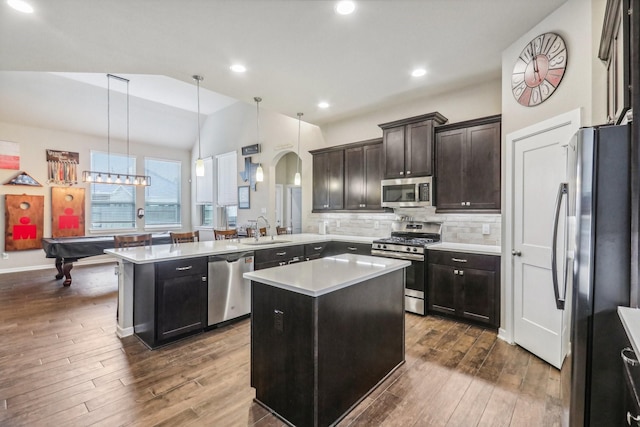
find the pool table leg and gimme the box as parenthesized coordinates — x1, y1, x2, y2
(55, 258, 74, 286)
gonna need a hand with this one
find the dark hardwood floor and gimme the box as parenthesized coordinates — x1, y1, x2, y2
(0, 264, 564, 426)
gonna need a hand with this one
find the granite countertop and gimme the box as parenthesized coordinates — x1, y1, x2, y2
(104, 233, 381, 264)
(244, 253, 410, 297)
(619, 306, 640, 357)
(428, 242, 501, 256)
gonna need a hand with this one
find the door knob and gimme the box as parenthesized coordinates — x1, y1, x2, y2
(512, 250, 522, 256)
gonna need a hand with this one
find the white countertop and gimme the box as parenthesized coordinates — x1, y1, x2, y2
(619, 306, 640, 356)
(104, 233, 381, 264)
(244, 253, 410, 297)
(428, 242, 501, 256)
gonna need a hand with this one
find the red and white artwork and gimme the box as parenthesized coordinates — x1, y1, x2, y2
(0, 140, 20, 170)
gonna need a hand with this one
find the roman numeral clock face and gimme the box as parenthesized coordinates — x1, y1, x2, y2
(512, 32, 567, 107)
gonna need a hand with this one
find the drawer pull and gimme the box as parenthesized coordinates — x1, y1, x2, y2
(175, 265, 193, 271)
(452, 258, 467, 263)
(314, 247, 323, 250)
(347, 247, 358, 251)
(276, 252, 287, 256)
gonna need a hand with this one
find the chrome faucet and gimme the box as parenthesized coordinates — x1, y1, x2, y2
(255, 215, 271, 241)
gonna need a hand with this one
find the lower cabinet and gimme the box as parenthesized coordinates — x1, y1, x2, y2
(254, 245, 304, 270)
(324, 241, 372, 257)
(304, 242, 329, 260)
(134, 257, 208, 348)
(427, 250, 500, 328)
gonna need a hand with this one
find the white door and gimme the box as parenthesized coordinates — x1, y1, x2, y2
(509, 110, 579, 369)
(289, 187, 302, 234)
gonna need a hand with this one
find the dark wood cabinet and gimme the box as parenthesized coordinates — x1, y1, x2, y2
(311, 149, 344, 211)
(435, 115, 501, 212)
(324, 241, 371, 257)
(134, 257, 208, 348)
(254, 245, 304, 270)
(427, 250, 500, 328)
(304, 242, 329, 260)
(378, 112, 448, 179)
(345, 139, 383, 210)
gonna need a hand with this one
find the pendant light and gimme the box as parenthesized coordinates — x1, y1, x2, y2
(82, 74, 150, 186)
(254, 97, 264, 182)
(193, 75, 205, 177)
(294, 112, 303, 186)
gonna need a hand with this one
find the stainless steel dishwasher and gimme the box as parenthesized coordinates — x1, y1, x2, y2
(207, 251, 254, 326)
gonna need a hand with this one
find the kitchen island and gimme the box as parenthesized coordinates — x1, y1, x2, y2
(104, 233, 378, 339)
(244, 254, 409, 427)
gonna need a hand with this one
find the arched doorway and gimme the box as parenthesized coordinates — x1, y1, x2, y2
(274, 151, 302, 233)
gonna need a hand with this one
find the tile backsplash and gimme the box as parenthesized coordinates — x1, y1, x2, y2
(306, 207, 501, 246)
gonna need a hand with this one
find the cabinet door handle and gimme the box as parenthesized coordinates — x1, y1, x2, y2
(512, 250, 522, 257)
(460, 202, 466, 206)
(452, 258, 467, 263)
(453, 269, 459, 275)
(347, 247, 358, 251)
(406, 170, 411, 175)
(399, 171, 404, 176)
(622, 347, 640, 366)
(175, 265, 193, 271)
(466, 202, 471, 206)
(276, 252, 287, 256)
(458, 270, 464, 276)
(314, 246, 323, 250)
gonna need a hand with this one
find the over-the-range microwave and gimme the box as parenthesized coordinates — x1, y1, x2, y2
(381, 176, 433, 208)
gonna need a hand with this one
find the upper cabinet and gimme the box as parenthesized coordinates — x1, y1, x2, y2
(311, 149, 344, 211)
(311, 138, 385, 212)
(378, 112, 448, 179)
(435, 115, 501, 213)
(345, 139, 383, 210)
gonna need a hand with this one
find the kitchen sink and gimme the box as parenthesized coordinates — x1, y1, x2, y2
(243, 239, 291, 246)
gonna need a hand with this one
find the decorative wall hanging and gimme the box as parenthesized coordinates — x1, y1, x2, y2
(239, 156, 260, 191)
(0, 140, 19, 170)
(47, 149, 79, 185)
(3, 171, 41, 186)
(51, 187, 85, 237)
(5, 194, 44, 251)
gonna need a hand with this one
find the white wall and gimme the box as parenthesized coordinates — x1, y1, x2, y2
(0, 121, 191, 273)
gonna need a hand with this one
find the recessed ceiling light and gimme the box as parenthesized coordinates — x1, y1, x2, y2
(335, 1, 356, 15)
(318, 102, 330, 109)
(230, 64, 246, 73)
(7, 0, 33, 13)
(411, 68, 427, 77)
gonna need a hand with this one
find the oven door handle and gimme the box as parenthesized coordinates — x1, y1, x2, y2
(371, 249, 424, 262)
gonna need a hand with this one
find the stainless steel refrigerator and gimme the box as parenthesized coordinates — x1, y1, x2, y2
(562, 124, 631, 426)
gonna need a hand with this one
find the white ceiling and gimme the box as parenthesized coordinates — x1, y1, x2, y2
(0, 0, 567, 150)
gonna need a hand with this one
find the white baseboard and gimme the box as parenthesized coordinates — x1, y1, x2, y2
(116, 325, 134, 338)
(497, 328, 514, 344)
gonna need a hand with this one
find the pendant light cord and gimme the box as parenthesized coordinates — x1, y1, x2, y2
(107, 75, 111, 174)
(296, 112, 303, 174)
(197, 77, 201, 158)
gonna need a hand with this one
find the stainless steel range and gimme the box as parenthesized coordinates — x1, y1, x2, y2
(371, 221, 442, 315)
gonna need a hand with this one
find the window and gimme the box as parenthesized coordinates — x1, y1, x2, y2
(89, 151, 136, 230)
(145, 158, 181, 226)
(201, 205, 214, 226)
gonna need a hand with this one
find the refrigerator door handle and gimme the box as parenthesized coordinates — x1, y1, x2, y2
(551, 182, 568, 310)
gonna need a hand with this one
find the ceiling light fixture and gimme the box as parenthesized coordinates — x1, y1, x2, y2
(294, 112, 303, 186)
(335, 1, 356, 15)
(411, 68, 427, 77)
(7, 0, 33, 13)
(193, 75, 205, 177)
(82, 74, 150, 186)
(254, 97, 264, 182)
(318, 101, 330, 109)
(230, 64, 246, 73)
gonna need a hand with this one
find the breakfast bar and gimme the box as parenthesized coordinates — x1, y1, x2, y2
(244, 254, 410, 427)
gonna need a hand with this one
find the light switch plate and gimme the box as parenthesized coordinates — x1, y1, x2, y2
(482, 224, 490, 235)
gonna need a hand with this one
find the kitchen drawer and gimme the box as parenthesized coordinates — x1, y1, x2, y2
(255, 245, 304, 264)
(325, 241, 372, 257)
(428, 250, 497, 270)
(156, 257, 207, 278)
(305, 242, 329, 260)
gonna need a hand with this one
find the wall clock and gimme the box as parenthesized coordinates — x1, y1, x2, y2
(512, 32, 567, 107)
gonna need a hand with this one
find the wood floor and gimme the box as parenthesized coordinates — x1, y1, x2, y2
(0, 263, 565, 426)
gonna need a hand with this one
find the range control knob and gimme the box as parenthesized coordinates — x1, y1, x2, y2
(412, 248, 418, 252)
(406, 247, 411, 251)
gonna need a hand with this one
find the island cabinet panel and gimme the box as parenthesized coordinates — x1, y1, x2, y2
(250, 269, 405, 427)
(134, 257, 208, 348)
(312, 150, 344, 211)
(427, 250, 500, 328)
(344, 140, 383, 210)
(435, 115, 501, 212)
(378, 112, 448, 179)
(254, 245, 304, 270)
